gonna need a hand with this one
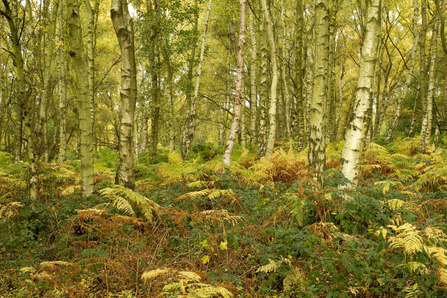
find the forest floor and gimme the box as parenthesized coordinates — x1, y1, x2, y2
(1, 137, 447, 297)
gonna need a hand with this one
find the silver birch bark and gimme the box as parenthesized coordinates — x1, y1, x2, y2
(111, 0, 138, 189)
(305, 18, 315, 146)
(386, 0, 419, 142)
(295, 0, 305, 150)
(436, 0, 447, 120)
(340, 0, 381, 186)
(84, 0, 99, 149)
(280, 0, 290, 138)
(57, 0, 67, 163)
(183, 0, 212, 160)
(67, 0, 94, 197)
(417, 0, 427, 136)
(419, 23, 438, 152)
(222, 0, 246, 168)
(250, 10, 257, 146)
(327, 0, 337, 142)
(308, 0, 329, 187)
(257, 9, 268, 159)
(262, 0, 278, 157)
(1, 0, 38, 198)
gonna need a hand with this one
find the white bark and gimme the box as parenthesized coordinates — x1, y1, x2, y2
(340, 0, 382, 186)
(262, 0, 279, 157)
(111, 0, 138, 189)
(308, 0, 329, 187)
(223, 0, 246, 168)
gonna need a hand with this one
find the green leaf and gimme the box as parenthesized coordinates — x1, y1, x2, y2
(342, 257, 349, 267)
(347, 264, 355, 273)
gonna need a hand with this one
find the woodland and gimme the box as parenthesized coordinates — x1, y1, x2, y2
(2, 0, 447, 296)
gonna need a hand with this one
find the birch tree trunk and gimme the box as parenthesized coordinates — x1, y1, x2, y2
(257, 8, 268, 159)
(340, 0, 382, 186)
(84, 0, 99, 150)
(262, 0, 278, 157)
(222, 0, 246, 168)
(183, 0, 212, 160)
(295, 0, 305, 150)
(308, 0, 329, 187)
(164, 52, 175, 150)
(67, 0, 94, 197)
(305, 18, 315, 146)
(417, 0, 427, 135)
(250, 10, 257, 146)
(386, 0, 419, 142)
(111, 0, 137, 189)
(327, 0, 338, 142)
(57, 0, 67, 163)
(280, 0, 291, 138)
(419, 23, 438, 152)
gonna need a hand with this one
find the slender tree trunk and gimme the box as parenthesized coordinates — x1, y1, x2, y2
(419, 23, 438, 152)
(183, 0, 212, 160)
(305, 18, 315, 146)
(409, 87, 419, 137)
(327, 0, 338, 142)
(334, 66, 344, 140)
(222, 0, 246, 168)
(295, 0, 305, 150)
(417, 0, 427, 135)
(250, 10, 257, 146)
(164, 52, 175, 150)
(340, 0, 382, 186)
(84, 0, 99, 152)
(279, 0, 290, 138)
(57, 0, 67, 163)
(67, 0, 94, 196)
(262, 0, 278, 157)
(386, 0, 419, 142)
(142, 117, 148, 151)
(308, 0, 329, 187)
(111, 0, 137, 189)
(257, 8, 268, 159)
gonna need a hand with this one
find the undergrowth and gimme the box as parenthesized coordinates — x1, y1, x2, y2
(1, 140, 447, 297)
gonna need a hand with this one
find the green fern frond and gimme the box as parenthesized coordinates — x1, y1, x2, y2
(375, 181, 404, 195)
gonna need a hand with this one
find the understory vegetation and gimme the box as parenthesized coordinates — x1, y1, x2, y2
(2, 137, 447, 297)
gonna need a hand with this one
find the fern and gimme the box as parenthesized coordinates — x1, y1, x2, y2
(100, 185, 160, 221)
(388, 223, 424, 256)
(200, 209, 244, 227)
(141, 268, 233, 298)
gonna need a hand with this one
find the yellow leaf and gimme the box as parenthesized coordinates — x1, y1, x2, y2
(201, 255, 210, 264)
(219, 240, 228, 250)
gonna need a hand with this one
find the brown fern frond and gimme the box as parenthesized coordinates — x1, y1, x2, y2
(199, 209, 244, 227)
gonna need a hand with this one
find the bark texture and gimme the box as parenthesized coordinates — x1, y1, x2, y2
(222, 0, 246, 168)
(111, 0, 137, 189)
(340, 0, 382, 186)
(262, 0, 278, 157)
(308, 0, 329, 187)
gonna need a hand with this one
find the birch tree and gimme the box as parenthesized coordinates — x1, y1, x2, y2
(262, 0, 278, 157)
(308, 0, 329, 187)
(340, 0, 382, 186)
(57, 0, 67, 163)
(419, 23, 438, 153)
(222, 0, 246, 168)
(67, 0, 94, 197)
(111, 0, 138, 189)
